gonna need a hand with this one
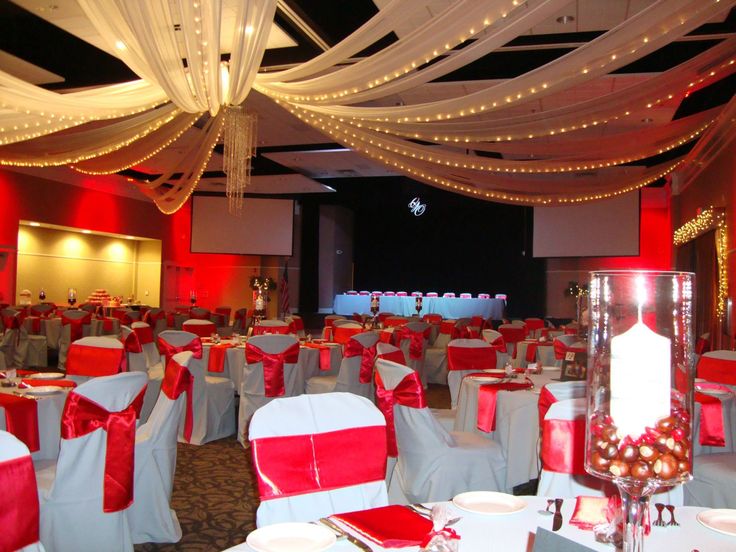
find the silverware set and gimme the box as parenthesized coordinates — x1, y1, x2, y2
(653, 503, 679, 527)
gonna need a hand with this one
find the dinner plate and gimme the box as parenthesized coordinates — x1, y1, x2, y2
(541, 365, 559, 371)
(21, 386, 65, 395)
(469, 376, 502, 383)
(452, 491, 526, 515)
(26, 372, 64, 380)
(246, 522, 336, 552)
(696, 509, 736, 537)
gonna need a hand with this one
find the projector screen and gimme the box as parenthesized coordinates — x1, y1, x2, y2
(533, 192, 640, 258)
(191, 196, 294, 255)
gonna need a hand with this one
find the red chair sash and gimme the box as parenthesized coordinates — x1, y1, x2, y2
(333, 326, 362, 344)
(393, 327, 428, 360)
(252, 324, 290, 336)
(553, 339, 586, 360)
(2, 314, 21, 331)
(564, 327, 578, 335)
(538, 386, 557, 427)
(439, 320, 455, 336)
(183, 322, 216, 338)
(110, 309, 132, 326)
(207, 343, 234, 373)
(477, 379, 533, 432)
(143, 310, 166, 325)
(447, 346, 496, 372)
(133, 325, 154, 345)
(0, 454, 40, 551)
(375, 371, 426, 457)
(378, 349, 406, 365)
(344, 339, 378, 384)
(27, 316, 42, 334)
(161, 357, 195, 442)
(288, 318, 305, 333)
(157, 336, 203, 366)
(100, 317, 117, 333)
(66, 345, 127, 376)
(166, 312, 176, 328)
(422, 314, 442, 325)
(695, 336, 711, 355)
(697, 356, 736, 385)
(62, 312, 92, 342)
(60, 387, 146, 512)
(123, 331, 143, 354)
(30, 305, 53, 317)
(695, 385, 729, 447)
(525, 319, 545, 331)
(498, 326, 526, 344)
(541, 418, 587, 475)
(245, 341, 300, 397)
(525, 341, 539, 363)
(489, 335, 507, 354)
(251, 426, 387, 500)
(0, 395, 39, 452)
(301, 342, 333, 371)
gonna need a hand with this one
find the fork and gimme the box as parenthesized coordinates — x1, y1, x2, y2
(666, 504, 679, 527)
(653, 503, 666, 527)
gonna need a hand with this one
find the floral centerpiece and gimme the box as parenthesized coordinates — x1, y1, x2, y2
(250, 276, 276, 292)
(250, 276, 276, 322)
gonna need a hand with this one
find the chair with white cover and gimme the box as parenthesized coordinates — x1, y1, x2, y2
(374, 359, 507, 502)
(57, 310, 93, 370)
(394, 321, 430, 388)
(250, 393, 388, 527)
(332, 321, 363, 345)
(131, 322, 164, 374)
(188, 307, 211, 320)
(696, 350, 736, 389)
(122, 325, 164, 424)
(251, 319, 290, 336)
(157, 330, 235, 445)
(552, 334, 586, 367)
(35, 372, 148, 552)
(0, 430, 45, 552)
(524, 317, 545, 338)
(126, 352, 194, 544)
(481, 329, 509, 368)
(322, 314, 345, 340)
(376, 342, 406, 365)
(182, 318, 216, 338)
(442, 292, 456, 298)
(64, 336, 126, 385)
(446, 339, 496, 408)
(497, 323, 526, 359)
(286, 314, 306, 338)
(143, 308, 168, 338)
(232, 308, 249, 333)
(306, 332, 379, 399)
(237, 335, 302, 445)
(537, 398, 682, 504)
(459, 293, 472, 299)
(1, 308, 30, 367)
(685, 453, 736, 508)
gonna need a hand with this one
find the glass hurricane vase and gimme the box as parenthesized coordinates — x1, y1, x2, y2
(585, 271, 695, 552)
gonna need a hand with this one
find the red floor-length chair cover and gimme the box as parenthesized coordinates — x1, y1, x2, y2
(35, 372, 148, 552)
(250, 393, 388, 527)
(237, 335, 302, 445)
(446, 339, 497, 408)
(374, 359, 507, 503)
(306, 332, 379, 400)
(182, 319, 216, 338)
(65, 336, 126, 385)
(0, 430, 44, 552)
(126, 352, 194, 544)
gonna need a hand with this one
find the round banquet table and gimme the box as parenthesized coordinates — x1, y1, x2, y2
(224, 495, 736, 551)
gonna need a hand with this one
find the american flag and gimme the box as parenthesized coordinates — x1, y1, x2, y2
(279, 261, 290, 317)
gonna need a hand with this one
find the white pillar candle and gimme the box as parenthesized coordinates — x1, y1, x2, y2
(255, 296, 265, 311)
(610, 321, 671, 438)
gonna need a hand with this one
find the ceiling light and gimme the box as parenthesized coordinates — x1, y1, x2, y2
(81, 230, 92, 234)
(556, 15, 575, 24)
(29, 222, 41, 227)
(641, 117, 654, 123)
(125, 236, 135, 240)
(115, 40, 126, 51)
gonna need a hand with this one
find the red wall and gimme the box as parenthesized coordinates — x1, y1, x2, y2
(0, 169, 260, 309)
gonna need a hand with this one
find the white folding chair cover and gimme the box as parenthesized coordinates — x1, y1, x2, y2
(685, 453, 736, 508)
(57, 311, 92, 370)
(250, 393, 388, 527)
(257, 319, 289, 328)
(286, 315, 306, 338)
(307, 332, 378, 398)
(238, 335, 303, 445)
(446, 339, 494, 409)
(0, 430, 45, 552)
(375, 359, 507, 502)
(481, 329, 509, 368)
(64, 336, 124, 386)
(332, 319, 362, 328)
(36, 372, 148, 552)
(158, 331, 235, 445)
(322, 315, 346, 339)
(132, 322, 163, 371)
(376, 342, 405, 363)
(397, 321, 429, 388)
(537, 399, 682, 504)
(123, 325, 164, 424)
(126, 352, 191, 544)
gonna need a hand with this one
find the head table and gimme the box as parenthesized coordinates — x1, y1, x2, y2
(332, 294, 505, 320)
(224, 495, 735, 551)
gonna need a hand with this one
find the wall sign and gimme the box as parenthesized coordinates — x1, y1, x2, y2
(408, 197, 427, 216)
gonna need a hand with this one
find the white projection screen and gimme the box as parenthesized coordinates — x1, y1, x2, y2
(191, 196, 294, 255)
(533, 192, 640, 257)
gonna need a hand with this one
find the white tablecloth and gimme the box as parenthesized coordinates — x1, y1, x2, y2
(225, 496, 736, 552)
(333, 295, 504, 319)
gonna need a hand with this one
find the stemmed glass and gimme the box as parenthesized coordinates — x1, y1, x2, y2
(189, 290, 197, 306)
(584, 271, 695, 552)
(68, 288, 77, 307)
(39, 289, 46, 301)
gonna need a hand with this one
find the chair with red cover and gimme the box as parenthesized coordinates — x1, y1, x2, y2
(250, 392, 388, 527)
(376, 342, 406, 365)
(237, 335, 302, 445)
(321, 314, 346, 340)
(65, 336, 127, 385)
(182, 319, 217, 338)
(374, 358, 507, 501)
(142, 308, 168, 338)
(157, 330, 235, 445)
(0, 430, 45, 552)
(306, 332, 379, 399)
(126, 352, 194, 544)
(251, 319, 290, 336)
(57, 310, 93, 370)
(35, 371, 148, 552)
(446, 339, 497, 408)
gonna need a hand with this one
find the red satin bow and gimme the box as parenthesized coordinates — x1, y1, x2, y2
(62, 312, 92, 342)
(344, 339, 378, 383)
(393, 327, 427, 360)
(245, 341, 300, 397)
(161, 357, 194, 442)
(157, 336, 203, 366)
(375, 371, 426, 457)
(447, 346, 496, 372)
(477, 379, 533, 432)
(489, 335, 507, 354)
(133, 325, 154, 345)
(0, 454, 40, 551)
(60, 387, 146, 512)
(553, 340, 586, 360)
(123, 332, 143, 353)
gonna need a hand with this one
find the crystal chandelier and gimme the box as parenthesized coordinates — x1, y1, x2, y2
(223, 106, 258, 215)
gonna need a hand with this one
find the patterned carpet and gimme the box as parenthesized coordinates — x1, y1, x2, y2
(134, 384, 452, 552)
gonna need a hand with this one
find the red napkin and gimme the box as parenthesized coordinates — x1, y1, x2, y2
(569, 495, 650, 535)
(332, 505, 433, 548)
(0, 394, 40, 452)
(20, 379, 76, 388)
(477, 379, 534, 432)
(207, 343, 234, 373)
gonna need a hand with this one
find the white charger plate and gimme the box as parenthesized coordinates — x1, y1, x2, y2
(696, 509, 736, 537)
(246, 522, 336, 552)
(452, 491, 526, 515)
(26, 372, 64, 380)
(21, 386, 64, 395)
